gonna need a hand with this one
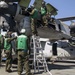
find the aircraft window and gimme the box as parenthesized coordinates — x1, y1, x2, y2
(40, 41, 46, 50)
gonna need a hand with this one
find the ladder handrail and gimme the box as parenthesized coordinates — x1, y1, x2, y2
(32, 35, 36, 73)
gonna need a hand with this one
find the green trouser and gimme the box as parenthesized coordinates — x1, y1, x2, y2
(5, 50, 12, 71)
(17, 50, 31, 75)
(31, 18, 37, 34)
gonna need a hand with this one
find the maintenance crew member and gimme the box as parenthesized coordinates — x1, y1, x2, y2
(41, 1, 47, 26)
(4, 31, 17, 72)
(0, 34, 3, 65)
(17, 29, 33, 75)
(30, 5, 38, 35)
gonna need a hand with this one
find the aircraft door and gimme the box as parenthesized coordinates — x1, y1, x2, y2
(52, 43, 57, 55)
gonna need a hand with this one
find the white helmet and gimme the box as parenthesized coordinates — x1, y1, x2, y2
(30, 5, 35, 8)
(42, 1, 46, 5)
(20, 29, 26, 33)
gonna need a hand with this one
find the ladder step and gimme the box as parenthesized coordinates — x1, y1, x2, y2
(30, 53, 43, 55)
(30, 48, 42, 50)
(36, 66, 45, 68)
(37, 56, 44, 59)
(29, 58, 45, 61)
(37, 59, 44, 61)
(29, 63, 34, 66)
(36, 47, 42, 49)
(29, 58, 33, 60)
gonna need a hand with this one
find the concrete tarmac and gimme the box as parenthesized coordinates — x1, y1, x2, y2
(0, 60, 75, 75)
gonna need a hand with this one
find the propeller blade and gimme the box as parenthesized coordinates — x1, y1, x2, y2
(57, 16, 75, 21)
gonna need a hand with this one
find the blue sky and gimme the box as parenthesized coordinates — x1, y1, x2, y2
(30, 0, 75, 25)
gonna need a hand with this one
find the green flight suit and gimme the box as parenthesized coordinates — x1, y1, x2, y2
(4, 38, 12, 71)
(41, 6, 47, 26)
(4, 37, 16, 71)
(30, 8, 38, 35)
(17, 34, 32, 75)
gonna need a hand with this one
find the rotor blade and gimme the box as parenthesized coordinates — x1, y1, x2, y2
(57, 16, 75, 21)
(19, 0, 31, 8)
(46, 3, 58, 16)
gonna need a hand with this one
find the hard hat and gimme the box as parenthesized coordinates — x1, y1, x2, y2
(42, 1, 46, 5)
(30, 5, 35, 8)
(20, 29, 26, 33)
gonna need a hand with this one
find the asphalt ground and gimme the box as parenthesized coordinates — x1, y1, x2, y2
(0, 60, 75, 75)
